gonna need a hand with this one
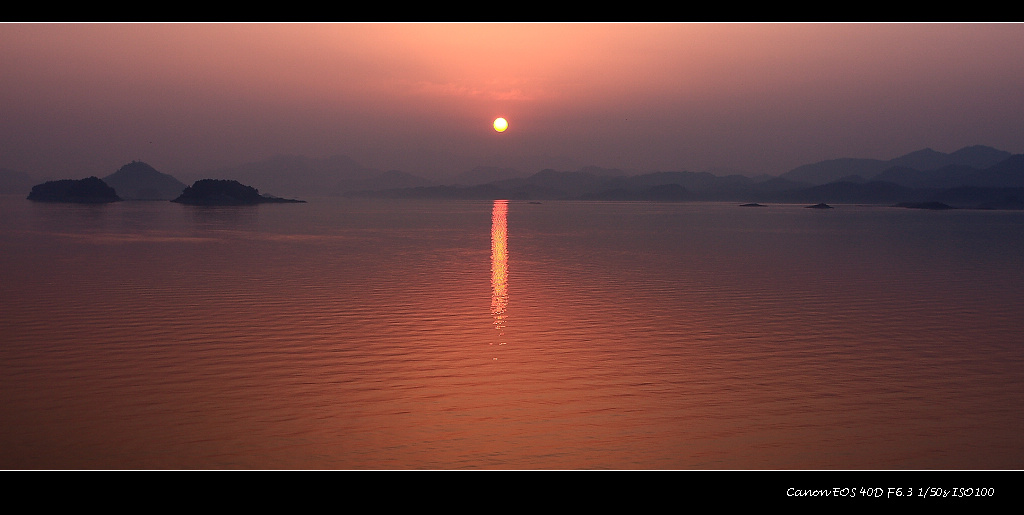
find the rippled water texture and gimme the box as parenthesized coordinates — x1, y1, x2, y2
(2, 196, 1023, 469)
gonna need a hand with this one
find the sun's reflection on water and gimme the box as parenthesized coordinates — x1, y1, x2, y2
(491, 200, 508, 344)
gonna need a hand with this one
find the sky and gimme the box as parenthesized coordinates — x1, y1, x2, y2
(3, 22, 1024, 181)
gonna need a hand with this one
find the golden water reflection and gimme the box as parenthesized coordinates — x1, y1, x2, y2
(491, 200, 508, 342)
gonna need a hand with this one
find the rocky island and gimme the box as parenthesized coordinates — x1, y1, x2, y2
(27, 177, 121, 203)
(171, 179, 305, 205)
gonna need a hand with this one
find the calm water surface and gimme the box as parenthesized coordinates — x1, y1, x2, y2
(2, 195, 1023, 469)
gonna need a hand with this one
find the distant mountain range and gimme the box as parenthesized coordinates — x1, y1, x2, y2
(5, 145, 1024, 209)
(0, 168, 35, 194)
(351, 145, 1024, 208)
(779, 145, 1014, 186)
(190, 154, 434, 198)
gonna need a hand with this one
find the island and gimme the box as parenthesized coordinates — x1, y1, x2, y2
(171, 179, 305, 205)
(27, 177, 121, 203)
(892, 201, 956, 210)
(806, 203, 834, 209)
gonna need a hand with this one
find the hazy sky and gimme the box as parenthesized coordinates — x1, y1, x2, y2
(3, 22, 1024, 180)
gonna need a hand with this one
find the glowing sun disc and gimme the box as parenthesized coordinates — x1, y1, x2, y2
(493, 117, 508, 132)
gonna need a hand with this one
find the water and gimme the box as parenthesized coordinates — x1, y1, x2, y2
(2, 195, 1023, 469)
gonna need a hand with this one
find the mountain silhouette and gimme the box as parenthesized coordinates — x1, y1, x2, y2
(581, 183, 691, 201)
(869, 164, 977, 188)
(102, 161, 187, 200)
(780, 145, 1013, 186)
(960, 154, 1024, 187)
(7, 144, 1024, 209)
(769, 180, 924, 205)
(947, 145, 1013, 168)
(449, 166, 527, 186)
(1, 168, 35, 194)
(779, 157, 891, 185)
(349, 146, 1024, 209)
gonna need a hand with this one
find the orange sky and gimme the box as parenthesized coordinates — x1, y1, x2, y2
(3, 23, 1024, 179)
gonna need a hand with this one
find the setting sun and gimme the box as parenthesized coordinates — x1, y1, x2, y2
(493, 117, 508, 132)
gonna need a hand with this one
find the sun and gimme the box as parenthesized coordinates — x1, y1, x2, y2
(493, 117, 508, 132)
